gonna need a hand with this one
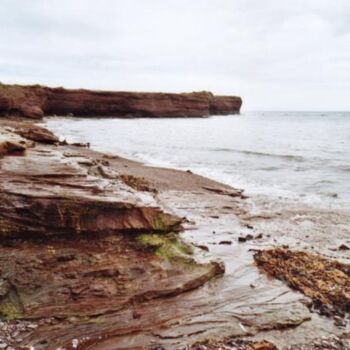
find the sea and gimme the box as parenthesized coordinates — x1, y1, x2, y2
(44, 111, 350, 209)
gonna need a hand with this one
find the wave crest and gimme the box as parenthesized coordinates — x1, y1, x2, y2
(211, 148, 305, 162)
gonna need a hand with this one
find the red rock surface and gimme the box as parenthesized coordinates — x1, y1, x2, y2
(0, 83, 242, 119)
(0, 121, 225, 349)
(0, 124, 182, 239)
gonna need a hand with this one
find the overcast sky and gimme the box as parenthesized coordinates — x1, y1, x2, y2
(1, 0, 349, 110)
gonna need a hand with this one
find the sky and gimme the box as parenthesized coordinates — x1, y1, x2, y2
(0, 0, 349, 110)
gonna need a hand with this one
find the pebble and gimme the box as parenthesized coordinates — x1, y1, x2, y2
(72, 338, 79, 348)
(218, 240, 232, 245)
(0, 319, 41, 348)
(238, 234, 254, 242)
(26, 324, 38, 329)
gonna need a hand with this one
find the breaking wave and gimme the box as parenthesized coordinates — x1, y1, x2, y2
(211, 148, 305, 162)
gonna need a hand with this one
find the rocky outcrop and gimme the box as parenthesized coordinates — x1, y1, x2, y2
(0, 124, 182, 238)
(0, 84, 47, 119)
(0, 83, 242, 119)
(0, 121, 225, 349)
(15, 123, 59, 144)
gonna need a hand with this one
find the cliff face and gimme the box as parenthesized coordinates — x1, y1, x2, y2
(0, 83, 242, 119)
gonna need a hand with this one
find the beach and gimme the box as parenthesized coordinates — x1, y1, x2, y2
(2, 0, 350, 348)
(0, 114, 349, 349)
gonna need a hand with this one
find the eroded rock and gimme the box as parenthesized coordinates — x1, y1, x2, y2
(0, 83, 242, 119)
(15, 124, 59, 144)
(0, 128, 182, 238)
(0, 122, 225, 349)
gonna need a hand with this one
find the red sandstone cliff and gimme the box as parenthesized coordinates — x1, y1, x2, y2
(0, 83, 242, 119)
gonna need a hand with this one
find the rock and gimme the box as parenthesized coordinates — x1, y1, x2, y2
(244, 223, 254, 229)
(18, 104, 44, 119)
(0, 139, 26, 157)
(238, 234, 254, 242)
(202, 185, 247, 199)
(195, 244, 209, 252)
(0, 127, 35, 158)
(219, 240, 232, 245)
(0, 122, 225, 348)
(15, 124, 59, 144)
(0, 83, 242, 119)
(0, 128, 183, 238)
(71, 142, 90, 148)
(0, 96, 11, 111)
(338, 244, 350, 251)
(0, 83, 47, 119)
(238, 233, 262, 242)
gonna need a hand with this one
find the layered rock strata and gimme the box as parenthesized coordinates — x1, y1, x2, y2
(0, 83, 242, 119)
(0, 122, 224, 349)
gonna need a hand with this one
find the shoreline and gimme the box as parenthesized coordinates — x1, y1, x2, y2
(44, 114, 350, 211)
(0, 118, 350, 349)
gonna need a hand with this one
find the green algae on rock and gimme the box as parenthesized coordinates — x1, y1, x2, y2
(136, 232, 194, 262)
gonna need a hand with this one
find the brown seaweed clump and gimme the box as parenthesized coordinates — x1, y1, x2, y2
(190, 339, 277, 350)
(119, 174, 157, 193)
(254, 248, 350, 317)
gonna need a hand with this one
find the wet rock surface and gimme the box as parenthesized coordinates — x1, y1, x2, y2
(0, 129, 182, 238)
(0, 83, 242, 119)
(0, 120, 224, 349)
(0, 118, 350, 349)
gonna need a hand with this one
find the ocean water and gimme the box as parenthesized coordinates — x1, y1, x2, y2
(45, 112, 350, 208)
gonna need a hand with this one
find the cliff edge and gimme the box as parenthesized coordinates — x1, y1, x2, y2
(0, 83, 242, 119)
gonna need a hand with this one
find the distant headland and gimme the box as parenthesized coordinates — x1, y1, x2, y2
(0, 82, 242, 119)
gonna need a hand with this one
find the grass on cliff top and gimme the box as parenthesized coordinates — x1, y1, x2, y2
(0, 83, 27, 101)
(0, 82, 44, 102)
